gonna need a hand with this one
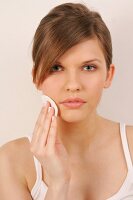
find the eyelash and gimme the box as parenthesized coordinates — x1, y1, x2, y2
(49, 65, 96, 73)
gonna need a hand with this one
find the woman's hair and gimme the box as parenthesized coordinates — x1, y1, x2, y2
(32, 2, 112, 87)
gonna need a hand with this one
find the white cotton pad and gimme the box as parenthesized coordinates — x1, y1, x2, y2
(41, 94, 58, 117)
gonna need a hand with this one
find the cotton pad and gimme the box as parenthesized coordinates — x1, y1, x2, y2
(41, 94, 58, 117)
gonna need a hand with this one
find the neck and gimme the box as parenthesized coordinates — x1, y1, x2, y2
(57, 111, 103, 156)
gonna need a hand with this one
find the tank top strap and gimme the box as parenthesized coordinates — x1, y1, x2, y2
(26, 135, 43, 199)
(119, 122, 133, 170)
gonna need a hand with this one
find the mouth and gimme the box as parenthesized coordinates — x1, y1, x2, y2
(60, 101, 85, 109)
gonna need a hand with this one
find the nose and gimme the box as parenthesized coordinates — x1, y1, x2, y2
(65, 71, 82, 92)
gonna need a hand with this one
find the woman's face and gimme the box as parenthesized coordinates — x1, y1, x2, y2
(38, 38, 114, 122)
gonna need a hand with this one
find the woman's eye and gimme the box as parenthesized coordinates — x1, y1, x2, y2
(83, 65, 96, 71)
(50, 65, 62, 72)
(49, 64, 96, 73)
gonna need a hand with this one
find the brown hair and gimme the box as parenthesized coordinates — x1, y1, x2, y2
(32, 2, 112, 87)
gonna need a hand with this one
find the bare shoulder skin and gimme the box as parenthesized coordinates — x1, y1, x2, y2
(0, 137, 36, 199)
(126, 125, 133, 163)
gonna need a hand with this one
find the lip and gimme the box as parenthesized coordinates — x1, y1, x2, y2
(60, 98, 86, 103)
(61, 102, 85, 108)
(60, 97, 86, 108)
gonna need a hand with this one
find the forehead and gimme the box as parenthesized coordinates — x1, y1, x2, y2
(57, 38, 105, 65)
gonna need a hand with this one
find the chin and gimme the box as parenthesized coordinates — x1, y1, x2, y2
(60, 110, 87, 122)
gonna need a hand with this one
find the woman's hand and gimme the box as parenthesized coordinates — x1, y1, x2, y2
(30, 101, 70, 187)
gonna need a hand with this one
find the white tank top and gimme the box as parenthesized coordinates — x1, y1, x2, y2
(27, 122, 133, 200)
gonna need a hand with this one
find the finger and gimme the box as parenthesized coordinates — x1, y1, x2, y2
(35, 101, 50, 131)
(46, 115, 57, 152)
(55, 130, 62, 145)
(31, 101, 51, 145)
(39, 106, 55, 148)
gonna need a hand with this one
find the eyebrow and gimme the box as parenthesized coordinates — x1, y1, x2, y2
(55, 58, 102, 65)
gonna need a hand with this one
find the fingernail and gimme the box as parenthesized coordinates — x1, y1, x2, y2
(48, 107, 52, 112)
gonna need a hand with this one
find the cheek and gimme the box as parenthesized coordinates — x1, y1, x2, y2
(85, 74, 105, 91)
(85, 74, 105, 106)
(41, 76, 62, 95)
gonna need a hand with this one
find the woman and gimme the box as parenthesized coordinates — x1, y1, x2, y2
(0, 2, 133, 200)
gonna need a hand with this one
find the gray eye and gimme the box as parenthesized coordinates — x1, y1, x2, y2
(84, 65, 96, 71)
(50, 65, 62, 72)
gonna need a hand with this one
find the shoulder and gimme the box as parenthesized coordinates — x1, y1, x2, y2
(126, 125, 133, 162)
(0, 137, 31, 166)
(126, 125, 133, 146)
(0, 137, 36, 189)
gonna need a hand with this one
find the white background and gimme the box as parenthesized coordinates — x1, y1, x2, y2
(0, 0, 133, 145)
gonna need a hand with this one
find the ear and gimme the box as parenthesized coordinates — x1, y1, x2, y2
(104, 64, 115, 88)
